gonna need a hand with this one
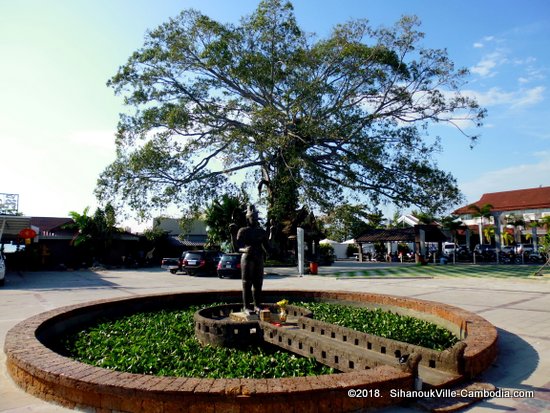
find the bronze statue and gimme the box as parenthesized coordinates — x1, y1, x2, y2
(231, 205, 270, 313)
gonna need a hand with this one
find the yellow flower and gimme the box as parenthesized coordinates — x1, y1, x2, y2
(277, 299, 288, 308)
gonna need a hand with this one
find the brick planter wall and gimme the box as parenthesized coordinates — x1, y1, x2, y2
(4, 290, 497, 412)
(295, 316, 467, 374)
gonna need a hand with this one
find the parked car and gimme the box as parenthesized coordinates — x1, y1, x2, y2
(182, 250, 222, 276)
(161, 257, 183, 274)
(514, 244, 534, 255)
(455, 245, 472, 261)
(474, 244, 494, 254)
(217, 253, 242, 279)
(442, 242, 457, 256)
(527, 251, 547, 264)
(0, 254, 5, 286)
(473, 244, 497, 261)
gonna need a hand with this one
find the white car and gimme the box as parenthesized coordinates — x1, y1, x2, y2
(0, 254, 5, 286)
(442, 242, 457, 256)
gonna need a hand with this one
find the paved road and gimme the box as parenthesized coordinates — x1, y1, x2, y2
(1, 263, 549, 412)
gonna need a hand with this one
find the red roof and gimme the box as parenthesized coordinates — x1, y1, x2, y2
(454, 186, 550, 214)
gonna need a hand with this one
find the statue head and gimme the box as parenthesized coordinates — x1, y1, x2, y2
(246, 204, 259, 227)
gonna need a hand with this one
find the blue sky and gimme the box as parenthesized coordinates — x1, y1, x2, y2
(1, 0, 549, 229)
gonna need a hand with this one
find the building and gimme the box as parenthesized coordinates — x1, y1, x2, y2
(153, 218, 208, 244)
(355, 225, 447, 262)
(152, 218, 209, 259)
(453, 186, 550, 249)
(1, 214, 142, 271)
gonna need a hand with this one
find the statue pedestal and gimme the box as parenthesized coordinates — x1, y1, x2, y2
(228, 310, 294, 324)
(229, 312, 259, 322)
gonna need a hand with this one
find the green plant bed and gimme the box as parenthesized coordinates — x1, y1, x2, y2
(298, 302, 458, 351)
(63, 302, 458, 379)
(62, 306, 334, 379)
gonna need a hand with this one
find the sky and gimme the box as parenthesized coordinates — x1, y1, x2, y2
(1, 0, 549, 231)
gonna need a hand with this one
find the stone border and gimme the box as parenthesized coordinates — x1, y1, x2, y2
(287, 290, 498, 379)
(4, 290, 497, 412)
(194, 303, 312, 348)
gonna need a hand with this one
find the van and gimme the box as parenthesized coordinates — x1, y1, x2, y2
(442, 242, 457, 256)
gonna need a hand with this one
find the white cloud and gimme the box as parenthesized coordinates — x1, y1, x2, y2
(510, 86, 545, 107)
(473, 36, 496, 49)
(513, 56, 537, 66)
(460, 152, 550, 203)
(471, 51, 507, 77)
(461, 86, 545, 108)
(517, 66, 547, 85)
(471, 58, 497, 77)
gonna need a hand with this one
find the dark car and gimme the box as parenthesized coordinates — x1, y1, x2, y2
(217, 253, 242, 278)
(473, 244, 497, 261)
(447, 245, 472, 261)
(182, 250, 222, 276)
(474, 244, 495, 254)
(515, 244, 534, 255)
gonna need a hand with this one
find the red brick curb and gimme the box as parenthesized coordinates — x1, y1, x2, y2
(3, 290, 497, 412)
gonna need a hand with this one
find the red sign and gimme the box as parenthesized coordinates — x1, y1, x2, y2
(19, 228, 37, 239)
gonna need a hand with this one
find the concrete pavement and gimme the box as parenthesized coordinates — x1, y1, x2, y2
(1, 263, 549, 412)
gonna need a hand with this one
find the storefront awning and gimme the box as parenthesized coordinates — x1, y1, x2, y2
(355, 225, 447, 243)
(0, 215, 32, 242)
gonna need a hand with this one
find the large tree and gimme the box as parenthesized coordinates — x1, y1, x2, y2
(320, 203, 382, 242)
(96, 0, 485, 221)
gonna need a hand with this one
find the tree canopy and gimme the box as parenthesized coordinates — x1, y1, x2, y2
(65, 204, 120, 264)
(204, 193, 248, 249)
(320, 203, 382, 242)
(96, 0, 485, 219)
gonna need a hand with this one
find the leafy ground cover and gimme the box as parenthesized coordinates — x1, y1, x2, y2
(298, 302, 458, 351)
(328, 264, 548, 279)
(63, 302, 458, 378)
(63, 305, 334, 379)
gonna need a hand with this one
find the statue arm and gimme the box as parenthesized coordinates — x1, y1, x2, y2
(262, 230, 272, 256)
(229, 224, 239, 253)
(236, 228, 250, 254)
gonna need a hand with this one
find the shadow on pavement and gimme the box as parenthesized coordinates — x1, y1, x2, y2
(473, 327, 549, 411)
(1, 270, 119, 290)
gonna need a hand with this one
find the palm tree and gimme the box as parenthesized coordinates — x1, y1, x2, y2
(440, 215, 465, 244)
(534, 216, 550, 276)
(539, 216, 550, 252)
(91, 204, 121, 263)
(540, 216, 550, 230)
(505, 213, 525, 244)
(63, 207, 96, 267)
(411, 210, 436, 225)
(468, 203, 493, 245)
(528, 216, 550, 252)
(483, 225, 495, 244)
(65, 207, 94, 247)
(64, 205, 121, 264)
(502, 230, 515, 246)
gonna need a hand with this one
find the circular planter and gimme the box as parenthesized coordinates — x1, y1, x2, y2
(4, 290, 497, 412)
